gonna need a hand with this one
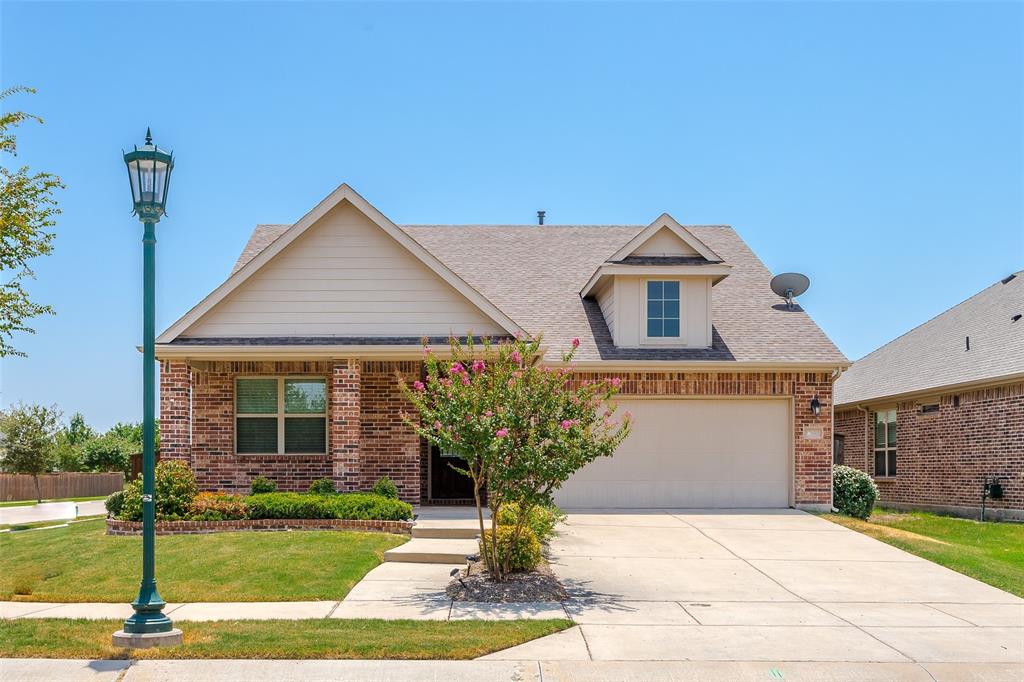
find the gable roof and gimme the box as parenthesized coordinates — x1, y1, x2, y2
(607, 213, 722, 263)
(157, 184, 527, 343)
(177, 194, 848, 367)
(835, 272, 1024, 406)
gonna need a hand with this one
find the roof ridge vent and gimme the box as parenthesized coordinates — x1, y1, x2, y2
(1001, 273, 1017, 284)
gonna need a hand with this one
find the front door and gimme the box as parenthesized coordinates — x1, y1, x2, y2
(429, 444, 475, 501)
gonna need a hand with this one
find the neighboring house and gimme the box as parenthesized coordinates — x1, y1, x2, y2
(156, 183, 847, 509)
(834, 272, 1024, 520)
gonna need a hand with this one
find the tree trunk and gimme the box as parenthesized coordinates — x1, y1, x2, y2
(33, 474, 42, 503)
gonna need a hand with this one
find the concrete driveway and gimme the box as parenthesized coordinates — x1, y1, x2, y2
(485, 509, 1023, 672)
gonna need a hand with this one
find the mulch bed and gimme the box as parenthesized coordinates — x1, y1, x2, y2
(446, 560, 568, 603)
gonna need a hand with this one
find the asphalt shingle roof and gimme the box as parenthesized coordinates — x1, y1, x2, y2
(228, 222, 846, 365)
(834, 271, 1024, 406)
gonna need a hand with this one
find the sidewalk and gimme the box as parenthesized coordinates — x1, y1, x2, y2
(0, 599, 567, 622)
(3, 658, 1021, 682)
(0, 500, 106, 525)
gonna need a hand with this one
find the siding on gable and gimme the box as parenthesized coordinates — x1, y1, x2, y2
(613, 275, 713, 348)
(631, 227, 700, 257)
(182, 201, 506, 338)
(596, 280, 616, 339)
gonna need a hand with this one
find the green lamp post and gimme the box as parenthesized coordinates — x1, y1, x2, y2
(113, 129, 182, 648)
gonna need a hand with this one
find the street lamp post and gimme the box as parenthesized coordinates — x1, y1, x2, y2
(112, 129, 182, 648)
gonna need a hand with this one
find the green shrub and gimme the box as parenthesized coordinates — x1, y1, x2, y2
(480, 526, 542, 572)
(79, 435, 135, 475)
(833, 464, 879, 520)
(249, 475, 277, 495)
(104, 489, 126, 518)
(245, 492, 413, 521)
(370, 476, 399, 499)
(188, 492, 247, 521)
(118, 460, 198, 521)
(308, 478, 336, 495)
(494, 502, 564, 544)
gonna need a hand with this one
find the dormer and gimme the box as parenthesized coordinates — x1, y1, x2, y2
(580, 214, 731, 349)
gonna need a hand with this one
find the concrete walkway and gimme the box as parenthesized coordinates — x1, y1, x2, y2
(0, 500, 106, 525)
(492, 509, 1024, 666)
(3, 658, 1022, 681)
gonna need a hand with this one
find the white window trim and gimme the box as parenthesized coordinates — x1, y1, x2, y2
(641, 277, 686, 346)
(235, 376, 328, 455)
(873, 408, 897, 478)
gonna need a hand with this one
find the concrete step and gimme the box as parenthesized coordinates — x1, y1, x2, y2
(384, 538, 478, 564)
(412, 519, 483, 539)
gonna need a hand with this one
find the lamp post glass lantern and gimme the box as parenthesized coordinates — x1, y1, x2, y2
(115, 129, 180, 645)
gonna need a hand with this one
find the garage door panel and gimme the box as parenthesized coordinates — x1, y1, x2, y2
(555, 399, 790, 509)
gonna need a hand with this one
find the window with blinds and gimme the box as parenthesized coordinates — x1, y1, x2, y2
(236, 377, 327, 454)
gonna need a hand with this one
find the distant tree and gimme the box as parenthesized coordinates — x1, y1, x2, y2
(0, 86, 64, 357)
(53, 412, 96, 472)
(106, 420, 160, 452)
(0, 403, 61, 501)
(80, 434, 135, 476)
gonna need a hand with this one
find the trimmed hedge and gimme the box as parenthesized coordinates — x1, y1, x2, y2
(245, 492, 413, 521)
(249, 476, 277, 495)
(833, 464, 879, 520)
(189, 492, 248, 521)
(370, 476, 399, 499)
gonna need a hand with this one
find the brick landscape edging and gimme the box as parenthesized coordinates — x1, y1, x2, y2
(106, 517, 414, 536)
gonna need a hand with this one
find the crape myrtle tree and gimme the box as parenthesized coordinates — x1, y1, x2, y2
(401, 335, 630, 581)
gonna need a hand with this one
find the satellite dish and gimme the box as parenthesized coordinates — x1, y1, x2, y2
(771, 272, 810, 309)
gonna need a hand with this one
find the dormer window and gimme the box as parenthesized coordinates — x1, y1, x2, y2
(646, 280, 680, 338)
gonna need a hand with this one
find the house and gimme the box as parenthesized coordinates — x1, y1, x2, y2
(156, 183, 847, 509)
(833, 272, 1024, 520)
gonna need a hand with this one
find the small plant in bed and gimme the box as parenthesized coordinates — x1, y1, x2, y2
(245, 492, 412, 521)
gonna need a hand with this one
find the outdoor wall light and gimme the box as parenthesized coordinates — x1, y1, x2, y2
(810, 396, 822, 416)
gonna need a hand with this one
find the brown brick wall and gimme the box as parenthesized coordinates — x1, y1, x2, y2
(160, 359, 423, 501)
(834, 382, 1023, 516)
(163, 363, 834, 507)
(571, 371, 835, 507)
(359, 361, 422, 502)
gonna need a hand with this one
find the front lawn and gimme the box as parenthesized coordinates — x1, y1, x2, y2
(0, 518, 406, 602)
(823, 509, 1024, 597)
(0, 618, 572, 660)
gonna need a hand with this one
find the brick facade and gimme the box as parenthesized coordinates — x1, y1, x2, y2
(834, 381, 1024, 519)
(571, 370, 835, 508)
(161, 363, 834, 508)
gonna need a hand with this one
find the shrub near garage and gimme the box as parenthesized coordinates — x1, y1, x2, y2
(480, 526, 542, 571)
(833, 464, 879, 520)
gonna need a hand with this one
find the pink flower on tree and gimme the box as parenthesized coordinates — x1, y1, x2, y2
(433, 420, 443, 430)
(450, 362, 465, 374)
(413, 380, 425, 392)
(471, 359, 486, 373)
(460, 373, 471, 386)
(495, 428, 509, 438)
(484, 410, 493, 417)
(571, 337, 580, 349)
(510, 350, 522, 365)
(560, 419, 574, 431)
(610, 377, 622, 388)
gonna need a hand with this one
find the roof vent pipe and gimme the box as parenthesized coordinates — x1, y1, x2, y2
(966, 336, 970, 351)
(537, 210, 545, 226)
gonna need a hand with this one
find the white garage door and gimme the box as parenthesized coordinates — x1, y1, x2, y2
(555, 399, 791, 508)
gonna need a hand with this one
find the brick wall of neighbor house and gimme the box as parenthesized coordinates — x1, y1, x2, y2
(159, 359, 424, 501)
(572, 371, 836, 507)
(833, 382, 1024, 517)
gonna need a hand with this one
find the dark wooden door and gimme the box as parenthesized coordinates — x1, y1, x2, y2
(429, 445, 474, 500)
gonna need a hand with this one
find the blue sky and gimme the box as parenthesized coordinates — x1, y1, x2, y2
(1, 1, 1021, 430)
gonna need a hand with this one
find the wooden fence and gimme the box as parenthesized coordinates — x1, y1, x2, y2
(0, 472, 125, 502)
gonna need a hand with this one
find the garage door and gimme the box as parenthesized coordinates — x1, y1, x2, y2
(554, 399, 790, 508)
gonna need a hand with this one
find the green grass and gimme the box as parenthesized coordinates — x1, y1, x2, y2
(823, 509, 1024, 597)
(0, 514, 106, 532)
(0, 495, 108, 508)
(0, 518, 407, 602)
(0, 618, 572, 659)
